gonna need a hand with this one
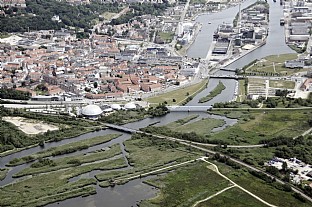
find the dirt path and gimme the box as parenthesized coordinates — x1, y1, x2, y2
(192, 185, 236, 207)
(197, 157, 278, 207)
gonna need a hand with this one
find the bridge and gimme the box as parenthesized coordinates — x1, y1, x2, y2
(219, 68, 237, 72)
(209, 75, 244, 80)
(167, 105, 212, 112)
(105, 123, 139, 134)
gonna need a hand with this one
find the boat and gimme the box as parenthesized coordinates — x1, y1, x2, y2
(208, 22, 211, 24)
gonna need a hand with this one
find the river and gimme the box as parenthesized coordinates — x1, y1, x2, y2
(187, 0, 294, 105)
(1, 0, 292, 206)
(0, 112, 236, 207)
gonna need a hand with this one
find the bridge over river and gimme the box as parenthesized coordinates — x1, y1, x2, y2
(167, 105, 212, 112)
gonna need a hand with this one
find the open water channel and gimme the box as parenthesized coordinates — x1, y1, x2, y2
(1, 0, 293, 206)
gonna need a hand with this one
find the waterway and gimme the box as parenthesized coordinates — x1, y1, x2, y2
(187, 0, 293, 105)
(0, 112, 236, 207)
(1, 0, 293, 206)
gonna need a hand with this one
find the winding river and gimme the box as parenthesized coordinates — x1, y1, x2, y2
(1, 0, 294, 206)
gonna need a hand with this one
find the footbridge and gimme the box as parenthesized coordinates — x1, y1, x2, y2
(167, 105, 212, 112)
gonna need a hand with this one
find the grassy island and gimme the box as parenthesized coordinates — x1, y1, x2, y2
(199, 81, 226, 103)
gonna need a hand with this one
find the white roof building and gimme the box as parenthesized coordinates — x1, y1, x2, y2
(81, 104, 102, 118)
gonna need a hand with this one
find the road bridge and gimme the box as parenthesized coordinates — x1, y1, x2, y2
(105, 123, 139, 134)
(219, 68, 237, 72)
(167, 105, 212, 112)
(208, 75, 244, 80)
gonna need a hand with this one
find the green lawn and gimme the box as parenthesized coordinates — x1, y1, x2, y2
(197, 187, 268, 207)
(141, 162, 232, 207)
(145, 79, 208, 105)
(269, 80, 295, 89)
(8, 134, 121, 166)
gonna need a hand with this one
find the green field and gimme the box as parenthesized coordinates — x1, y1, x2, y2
(8, 134, 121, 166)
(166, 117, 225, 136)
(269, 80, 295, 89)
(95, 133, 198, 184)
(210, 110, 311, 144)
(197, 187, 268, 207)
(124, 134, 197, 169)
(215, 162, 312, 207)
(141, 162, 231, 207)
(158, 32, 174, 43)
(145, 79, 208, 105)
(246, 53, 310, 76)
(199, 81, 225, 103)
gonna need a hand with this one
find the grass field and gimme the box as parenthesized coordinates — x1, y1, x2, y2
(166, 117, 225, 136)
(197, 187, 268, 207)
(8, 134, 121, 166)
(95, 133, 198, 185)
(158, 32, 174, 42)
(215, 162, 312, 207)
(269, 80, 295, 89)
(124, 135, 197, 169)
(246, 53, 310, 76)
(141, 162, 232, 207)
(145, 79, 208, 105)
(210, 110, 311, 144)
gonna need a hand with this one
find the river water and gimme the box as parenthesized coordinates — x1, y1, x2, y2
(187, 0, 293, 105)
(1, 1, 293, 206)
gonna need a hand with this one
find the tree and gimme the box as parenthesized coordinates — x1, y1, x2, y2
(93, 82, 98, 88)
(282, 161, 288, 172)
